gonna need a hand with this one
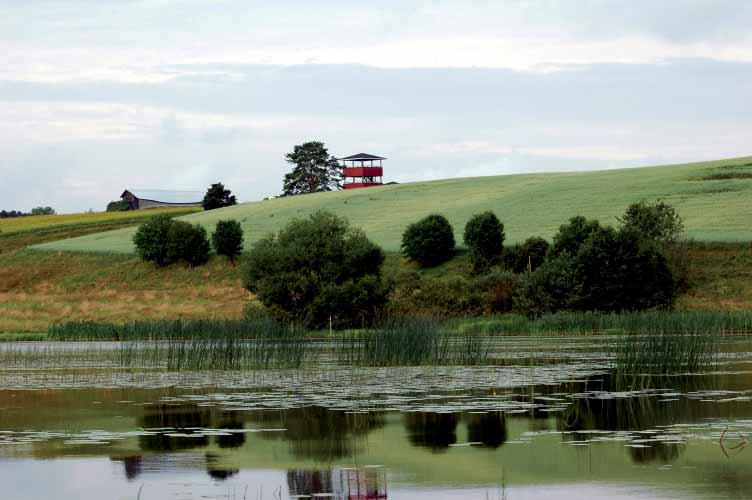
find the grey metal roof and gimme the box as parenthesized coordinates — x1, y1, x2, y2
(339, 153, 387, 161)
(122, 189, 203, 204)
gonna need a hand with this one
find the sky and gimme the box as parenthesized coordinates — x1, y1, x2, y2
(2, 0, 752, 213)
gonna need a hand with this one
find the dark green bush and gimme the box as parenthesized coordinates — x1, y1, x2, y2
(464, 211, 505, 273)
(573, 227, 675, 312)
(550, 216, 601, 256)
(242, 211, 388, 328)
(212, 219, 244, 263)
(503, 237, 550, 272)
(106, 200, 130, 212)
(133, 214, 174, 267)
(619, 199, 684, 244)
(513, 254, 579, 316)
(514, 226, 675, 316)
(166, 221, 211, 266)
(401, 214, 455, 267)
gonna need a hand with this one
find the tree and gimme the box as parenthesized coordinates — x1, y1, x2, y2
(30, 206, 55, 216)
(133, 214, 174, 267)
(550, 216, 601, 256)
(243, 211, 388, 328)
(401, 214, 456, 268)
(203, 183, 237, 211)
(166, 221, 211, 266)
(212, 220, 244, 263)
(464, 211, 505, 273)
(282, 141, 342, 196)
(619, 199, 684, 244)
(572, 226, 675, 312)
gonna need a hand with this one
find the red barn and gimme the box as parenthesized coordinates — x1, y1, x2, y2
(340, 153, 385, 189)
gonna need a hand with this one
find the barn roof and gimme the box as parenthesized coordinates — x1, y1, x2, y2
(339, 153, 387, 161)
(121, 189, 203, 204)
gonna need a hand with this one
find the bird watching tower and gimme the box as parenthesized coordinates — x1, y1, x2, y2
(340, 153, 385, 189)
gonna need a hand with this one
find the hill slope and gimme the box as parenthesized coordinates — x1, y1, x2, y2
(35, 157, 752, 253)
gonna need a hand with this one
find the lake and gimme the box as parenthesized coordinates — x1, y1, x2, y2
(1, 336, 751, 499)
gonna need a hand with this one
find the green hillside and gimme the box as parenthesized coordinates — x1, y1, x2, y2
(35, 157, 752, 253)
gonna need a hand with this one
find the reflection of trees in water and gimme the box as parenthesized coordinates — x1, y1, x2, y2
(555, 374, 713, 465)
(287, 469, 333, 497)
(287, 468, 387, 500)
(110, 455, 143, 481)
(404, 412, 458, 452)
(466, 412, 507, 448)
(138, 404, 213, 451)
(629, 443, 683, 464)
(216, 411, 246, 449)
(206, 452, 239, 481)
(247, 407, 385, 461)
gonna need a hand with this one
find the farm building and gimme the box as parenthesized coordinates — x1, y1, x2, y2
(120, 189, 203, 210)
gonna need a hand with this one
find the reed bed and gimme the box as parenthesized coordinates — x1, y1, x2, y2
(613, 332, 719, 377)
(48, 318, 286, 341)
(453, 311, 752, 336)
(339, 317, 490, 366)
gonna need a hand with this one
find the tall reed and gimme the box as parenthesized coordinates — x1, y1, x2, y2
(339, 317, 490, 366)
(453, 310, 752, 336)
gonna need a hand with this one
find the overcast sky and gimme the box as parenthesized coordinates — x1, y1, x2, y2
(2, 0, 752, 212)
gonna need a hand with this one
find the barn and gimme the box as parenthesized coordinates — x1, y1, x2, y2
(120, 189, 203, 210)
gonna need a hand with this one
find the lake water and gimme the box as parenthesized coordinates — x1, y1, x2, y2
(1, 337, 751, 500)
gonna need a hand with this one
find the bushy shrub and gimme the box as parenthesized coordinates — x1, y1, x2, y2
(401, 214, 455, 267)
(134, 215, 210, 267)
(473, 271, 520, 313)
(388, 274, 484, 317)
(515, 226, 675, 316)
(242, 211, 388, 328)
(166, 221, 211, 266)
(133, 214, 173, 267)
(619, 199, 684, 244)
(106, 200, 130, 212)
(513, 254, 579, 316)
(464, 211, 505, 273)
(550, 216, 601, 256)
(503, 237, 550, 273)
(573, 226, 675, 312)
(212, 219, 244, 263)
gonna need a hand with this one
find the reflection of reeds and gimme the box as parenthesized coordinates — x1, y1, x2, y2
(339, 317, 490, 366)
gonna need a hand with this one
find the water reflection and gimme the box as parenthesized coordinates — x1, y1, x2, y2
(248, 407, 385, 461)
(404, 412, 458, 452)
(466, 412, 508, 448)
(287, 468, 387, 499)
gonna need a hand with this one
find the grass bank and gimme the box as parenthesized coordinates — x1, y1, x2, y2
(1, 242, 751, 333)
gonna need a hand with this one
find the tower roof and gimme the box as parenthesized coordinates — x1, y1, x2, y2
(339, 153, 387, 161)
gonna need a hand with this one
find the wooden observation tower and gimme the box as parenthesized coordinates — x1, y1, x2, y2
(340, 153, 385, 189)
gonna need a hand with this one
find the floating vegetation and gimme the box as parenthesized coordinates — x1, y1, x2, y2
(453, 311, 752, 336)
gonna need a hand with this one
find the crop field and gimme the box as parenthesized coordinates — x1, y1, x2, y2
(0, 207, 199, 235)
(34, 157, 752, 254)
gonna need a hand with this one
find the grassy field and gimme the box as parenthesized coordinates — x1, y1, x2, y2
(34, 157, 752, 254)
(0, 207, 198, 254)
